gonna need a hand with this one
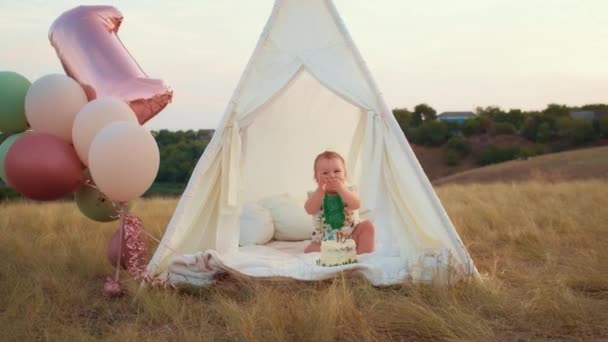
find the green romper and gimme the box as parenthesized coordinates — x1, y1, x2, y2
(307, 185, 360, 242)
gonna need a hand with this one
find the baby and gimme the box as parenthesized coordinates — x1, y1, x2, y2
(304, 151, 375, 254)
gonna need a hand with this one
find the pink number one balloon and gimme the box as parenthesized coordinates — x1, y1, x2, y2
(49, 5, 173, 125)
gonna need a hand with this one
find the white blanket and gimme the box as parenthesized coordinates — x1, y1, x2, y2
(166, 240, 452, 286)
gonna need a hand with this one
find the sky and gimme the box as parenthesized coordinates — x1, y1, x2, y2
(1, 0, 607, 130)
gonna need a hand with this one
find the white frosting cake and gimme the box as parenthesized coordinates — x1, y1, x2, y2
(316, 239, 357, 267)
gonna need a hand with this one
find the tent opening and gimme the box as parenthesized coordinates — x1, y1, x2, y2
(236, 69, 401, 260)
(240, 69, 365, 203)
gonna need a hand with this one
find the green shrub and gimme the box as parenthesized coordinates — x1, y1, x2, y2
(462, 118, 481, 136)
(536, 122, 553, 143)
(519, 144, 545, 158)
(522, 114, 556, 142)
(157, 140, 207, 183)
(598, 117, 608, 138)
(446, 136, 472, 156)
(570, 120, 596, 145)
(478, 116, 494, 134)
(144, 182, 186, 197)
(556, 117, 575, 139)
(522, 116, 540, 141)
(393, 108, 413, 131)
(543, 103, 570, 117)
(461, 116, 494, 136)
(549, 141, 571, 152)
(505, 109, 525, 129)
(443, 149, 461, 166)
(405, 127, 422, 144)
(556, 117, 596, 145)
(476, 145, 522, 166)
(493, 122, 517, 135)
(0, 186, 20, 202)
(445, 121, 464, 135)
(419, 121, 449, 146)
(442, 136, 472, 166)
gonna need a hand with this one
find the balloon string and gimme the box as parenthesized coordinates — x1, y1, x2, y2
(114, 202, 128, 282)
(141, 230, 178, 253)
(108, 199, 178, 287)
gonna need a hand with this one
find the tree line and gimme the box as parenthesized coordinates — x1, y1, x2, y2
(152, 129, 213, 183)
(395, 104, 607, 143)
(394, 103, 608, 166)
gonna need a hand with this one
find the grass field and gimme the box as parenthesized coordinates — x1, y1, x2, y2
(1, 178, 607, 341)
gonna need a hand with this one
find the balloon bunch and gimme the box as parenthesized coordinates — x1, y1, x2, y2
(0, 5, 173, 297)
(0, 73, 86, 200)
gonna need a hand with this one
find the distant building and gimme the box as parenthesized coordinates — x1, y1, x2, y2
(437, 111, 476, 124)
(597, 111, 608, 120)
(569, 110, 608, 121)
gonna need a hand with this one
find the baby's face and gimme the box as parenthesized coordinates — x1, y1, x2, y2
(315, 157, 345, 184)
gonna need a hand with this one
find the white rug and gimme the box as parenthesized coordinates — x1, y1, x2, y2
(167, 240, 418, 286)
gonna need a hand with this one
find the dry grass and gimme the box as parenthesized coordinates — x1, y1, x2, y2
(1, 180, 607, 341)
(433, 145, 608, 186)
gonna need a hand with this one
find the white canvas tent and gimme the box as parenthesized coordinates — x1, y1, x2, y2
(146, 0, 479, 285)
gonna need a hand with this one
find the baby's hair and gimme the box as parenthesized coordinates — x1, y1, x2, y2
(313, 150, 347, 180)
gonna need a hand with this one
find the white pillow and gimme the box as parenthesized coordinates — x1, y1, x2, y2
(239, 202, 275, 246)
(258, 194, 313, 241)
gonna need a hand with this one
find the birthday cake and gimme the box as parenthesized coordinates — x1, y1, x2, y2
(316, 239, 357, 267)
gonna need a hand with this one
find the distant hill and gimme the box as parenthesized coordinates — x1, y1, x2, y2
(432, 146, 608, 186)
(410, 134, 536, 181)
(410, 144, 477, 180)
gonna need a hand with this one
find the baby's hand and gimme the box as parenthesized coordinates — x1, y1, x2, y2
(318, 176, 328, 193)
(325, 178, 344, 193)
(334, 179, 346, 193)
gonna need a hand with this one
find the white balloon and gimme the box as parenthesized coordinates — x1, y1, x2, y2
(25, 74, 88, 142)
(89, 121, 159, 202)
(72, 97, 138, 166)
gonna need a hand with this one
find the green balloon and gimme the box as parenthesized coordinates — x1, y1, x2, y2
(0, 132, 25, 185)
(75, 184, 123, 222)
(0, 71, 31, 134)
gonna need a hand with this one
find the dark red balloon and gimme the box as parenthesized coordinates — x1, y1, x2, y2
(5, 132, 84, 200)
(107, 228, 131, 269)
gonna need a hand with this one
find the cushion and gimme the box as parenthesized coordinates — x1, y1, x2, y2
(258, 194, 313, 241)
(239, 202, 275, 246)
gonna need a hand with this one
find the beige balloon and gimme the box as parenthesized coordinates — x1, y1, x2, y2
(25, 74, 88, 142)
(88, 121, 159, 202)
(72, 97, 138, 166)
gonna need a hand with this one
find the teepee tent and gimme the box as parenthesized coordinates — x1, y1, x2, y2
(146, 0, 479, 285)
